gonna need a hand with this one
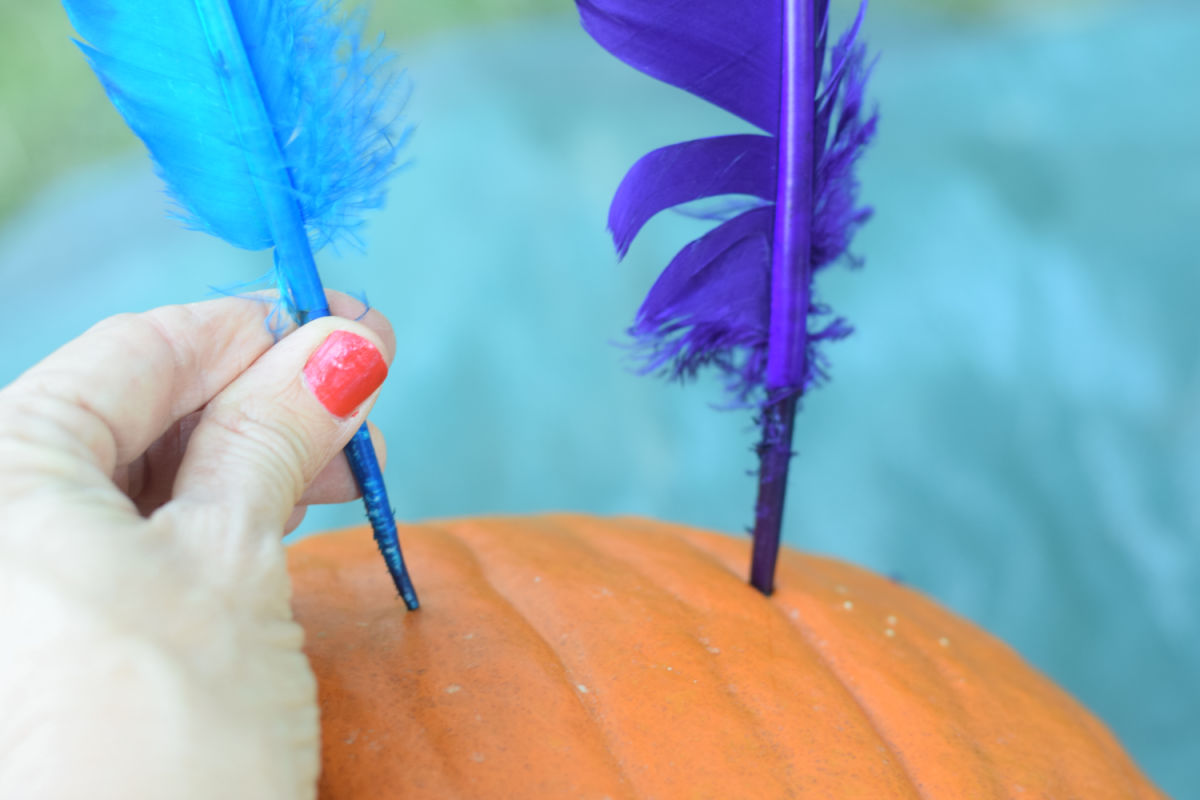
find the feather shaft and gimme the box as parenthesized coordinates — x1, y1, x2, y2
(191, 0, 330, 322)
(347, 427, 419, 610)
(751, 0, 820, 594)
(767, 0, 817, 393)
(751, 395, 798, 593)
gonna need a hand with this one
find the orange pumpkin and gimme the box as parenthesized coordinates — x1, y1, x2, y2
(287, 515, 1164, 799)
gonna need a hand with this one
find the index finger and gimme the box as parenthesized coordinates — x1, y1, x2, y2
(0, 291, 394, 477)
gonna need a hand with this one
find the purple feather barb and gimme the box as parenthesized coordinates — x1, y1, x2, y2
(578, 0, 877, 592)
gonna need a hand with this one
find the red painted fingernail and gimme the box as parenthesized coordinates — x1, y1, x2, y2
(303, 330, 388, 418)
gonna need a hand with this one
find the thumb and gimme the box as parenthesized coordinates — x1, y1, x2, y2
(169, 318, 391, 535)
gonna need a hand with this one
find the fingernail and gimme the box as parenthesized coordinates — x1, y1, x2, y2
(303, 330, 388, 417)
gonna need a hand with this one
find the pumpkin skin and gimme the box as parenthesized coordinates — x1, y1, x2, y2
(287, 515, 1164, 799)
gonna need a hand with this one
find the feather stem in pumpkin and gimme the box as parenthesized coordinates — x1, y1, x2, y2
(751, 0, 821, 593)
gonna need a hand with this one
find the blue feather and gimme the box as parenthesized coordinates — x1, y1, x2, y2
(63, 0, 419, 608)
(64, 0, 407, 308)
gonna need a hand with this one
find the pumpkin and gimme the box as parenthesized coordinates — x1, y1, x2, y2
(287, 515, 1164, 799)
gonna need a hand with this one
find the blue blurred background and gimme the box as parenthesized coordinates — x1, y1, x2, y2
(0, 0, 1196, 795)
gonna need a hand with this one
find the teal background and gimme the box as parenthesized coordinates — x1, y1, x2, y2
(1, 1, 1196, 795)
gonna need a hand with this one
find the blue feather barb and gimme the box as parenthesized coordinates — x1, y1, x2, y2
(63, 0, 419, 609)
(578, 0, 877, 593)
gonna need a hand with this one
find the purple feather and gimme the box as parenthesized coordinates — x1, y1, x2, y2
(578, 0, 877, 593)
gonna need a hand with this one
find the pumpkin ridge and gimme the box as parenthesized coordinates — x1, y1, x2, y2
(375, 524, 485, 799)
(769, 584, 936, 799)
(889, 590, 1096, 795)
(435, 518, 640, 798)
(637, 522, 951, 797)
(868, 611, 1007, 791)
(452, 514, 814, 797)
(860, 563, 1148, 797)
(605, 517, 932, 794)
(589, 516, 928, 796)
(806, 569, 1013, 793)
(667, 524, 1110, 796)
(547, 515, 806, 791)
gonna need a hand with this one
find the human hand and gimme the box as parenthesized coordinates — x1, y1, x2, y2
(0, 292, 395, 800)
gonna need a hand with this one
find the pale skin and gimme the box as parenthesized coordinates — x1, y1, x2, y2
(0, 291, 394, 800)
